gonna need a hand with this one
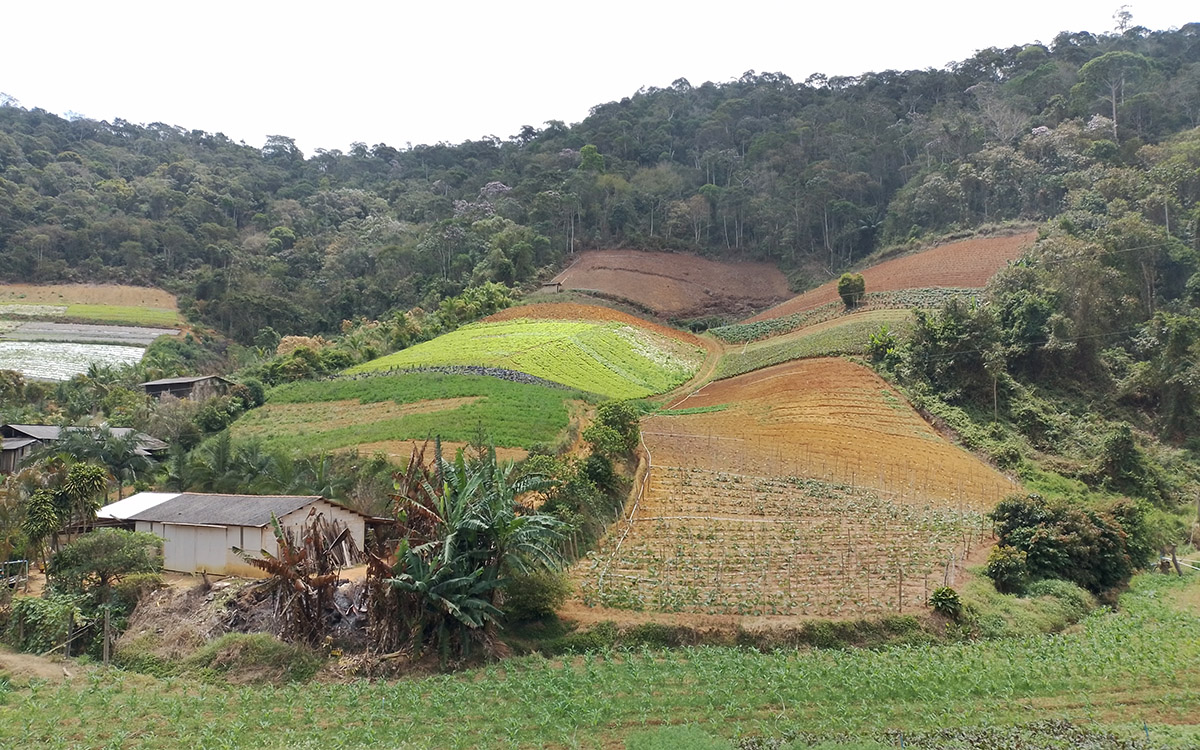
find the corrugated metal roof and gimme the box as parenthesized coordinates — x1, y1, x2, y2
(2, 437, 37, 450)
(98, 492, 181, 520)
(126, 493, 327, 527)
(140, 376, 228, 387)
(1, 425, 167, 452)
(5, 424, 61, 440)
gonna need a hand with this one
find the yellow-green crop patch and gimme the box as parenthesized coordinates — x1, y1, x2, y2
(349, 318, 704, 399)
(0, 303, 181, 327)
(231, 372, 591, 455)
(715, 310, 914, 380)
(63, 304, 182, 327)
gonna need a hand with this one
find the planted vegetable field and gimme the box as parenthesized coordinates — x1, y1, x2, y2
(231, 373, 588, 456)
(0, 341, 145, 381)
(579, 470, 986, 615)
(0, 284, 181, 327)
(713, 309, 915, 380)
(748, 231, 1035, 322)
(573, 357, 1017, 618)
(650, 358, 1016, 506)
(3, 575, 1198, 748)
(349, 316, 703, 399)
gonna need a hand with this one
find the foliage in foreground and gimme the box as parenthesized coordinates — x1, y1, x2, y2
(1, 574, 1197, 748)
(366, 442, 565, 662)
(986, 493, 1155, 594)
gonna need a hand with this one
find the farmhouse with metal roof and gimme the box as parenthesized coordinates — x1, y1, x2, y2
(99, 492, 368, 576)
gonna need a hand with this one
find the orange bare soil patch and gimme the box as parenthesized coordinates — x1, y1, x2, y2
(551, 250, 791, 318)
(748, 231, 1036, 322)
(651, 358, 1015, 506)
(484, 302, 706, 347)
(570, 358, 1016, 618)
(0, 283, 178, 309)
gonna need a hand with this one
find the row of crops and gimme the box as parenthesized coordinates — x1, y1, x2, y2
(0, 341, 146, 381)
(349, 317, 703, 399)
(232, 373, 587, 454)
(711, 288, 980, 343)
(713, 312, 914, 380)
(577, 468, 989, 616)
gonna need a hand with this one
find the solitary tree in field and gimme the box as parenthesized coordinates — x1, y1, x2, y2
(837, 272, 866, 308)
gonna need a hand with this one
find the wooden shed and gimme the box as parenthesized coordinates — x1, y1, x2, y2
(101, 492, 368, 577)
(140, 375, 231, 400)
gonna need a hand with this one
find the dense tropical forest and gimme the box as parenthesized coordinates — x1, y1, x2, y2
(1, 25, 1197, 343)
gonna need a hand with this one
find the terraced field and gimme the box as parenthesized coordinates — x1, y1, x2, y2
(579, 471, 987, 615)
(714, 309, 914, 380)
(231, 373, 590, 458)
(0, 283, 181, 327)
(572, 357, 1016, 617)
(349, 311, 704, 399)
(748, 231, 1035, 323)
(0, 284, 182, 379)
(552, 249, 791, 318)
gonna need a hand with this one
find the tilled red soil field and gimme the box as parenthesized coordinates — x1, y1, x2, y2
(748, 231, 1036, 322)
(551, 250, 791, 318)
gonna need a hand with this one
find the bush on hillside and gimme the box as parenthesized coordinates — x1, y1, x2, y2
(984, 545, 1029, 594)
(837, 272, 866, 307)
(987, 494, 1150, 594)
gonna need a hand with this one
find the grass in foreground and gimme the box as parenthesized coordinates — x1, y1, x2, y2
(1, 574, 1197, 748)
(231, 373, 590, 453)
(348, 318, 703, 399)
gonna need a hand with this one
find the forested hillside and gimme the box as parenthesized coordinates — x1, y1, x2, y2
(2, 25, 1198, 343)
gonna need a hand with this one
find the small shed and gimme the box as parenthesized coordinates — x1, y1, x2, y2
(140, 375, 231, 400)
(102, 492, 368, 577)
(1, 424, 167, 473)
(1, 437, 36, 474)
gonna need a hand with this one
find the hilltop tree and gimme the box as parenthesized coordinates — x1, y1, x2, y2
(1076, 51, 1152, 140)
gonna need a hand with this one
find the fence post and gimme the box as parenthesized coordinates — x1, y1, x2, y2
(103, 607, 111, 667)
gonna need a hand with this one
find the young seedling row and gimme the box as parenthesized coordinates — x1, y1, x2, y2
(578, 468, 988, 616)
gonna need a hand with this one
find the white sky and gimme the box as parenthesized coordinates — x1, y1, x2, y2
(3, 1, 1194, 155)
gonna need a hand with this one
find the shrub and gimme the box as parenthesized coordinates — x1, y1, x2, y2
(985, 545, 1029, 594)
(837, 272, 866, 307)
(928, 586, 963, 619)
(48, 529, 163, 604)
(4, 594, 85, 654)
(502, 569, 571, 621)
(988, 493, 1145, 593)
(584, 400, 641, 459)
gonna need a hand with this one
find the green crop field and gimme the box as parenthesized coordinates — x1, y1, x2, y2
(349, 318, 703, 399)
(63, 304, 182, 327)
(712, 288, 976, 344)
(714, 310, 914, 380)
(231, 373, 590, 454)
(2, 574, 1197, 748)
(0, 303, 181, 327)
